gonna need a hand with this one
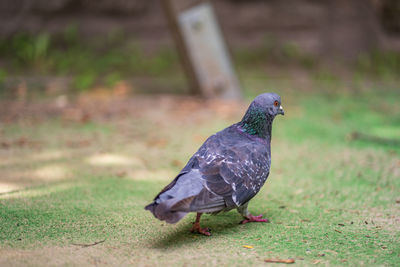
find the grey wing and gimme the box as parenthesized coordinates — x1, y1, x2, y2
(219, 150, 270, 206)
(152, 134, 270, 214)
(153, 155, 227, 214)
(190, 143, 270, 211)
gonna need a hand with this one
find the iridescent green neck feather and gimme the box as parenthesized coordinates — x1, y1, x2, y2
(240, 105, 272, 139)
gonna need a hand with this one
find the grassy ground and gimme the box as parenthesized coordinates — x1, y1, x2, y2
(0, 75, 399, 266)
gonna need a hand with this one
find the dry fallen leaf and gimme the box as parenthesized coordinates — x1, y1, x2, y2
(264, 258, 295, 264)
(242, 245, 253, 249)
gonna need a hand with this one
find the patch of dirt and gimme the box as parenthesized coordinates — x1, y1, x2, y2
(0, 242, 262, 266)
(0, 246, 130, 266)
(362, 207, 400, 232)
(0, 94, 247, 195)
(0, 93, 246, 124)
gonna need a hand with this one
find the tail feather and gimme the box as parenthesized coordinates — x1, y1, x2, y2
(145, 169, 204, 224)
(145, 198, 189, 224)
(144, 202, 156, 214)
(171, 196, 195, 211)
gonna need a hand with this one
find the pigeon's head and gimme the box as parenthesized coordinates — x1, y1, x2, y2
(251, 93, 284, 117)
(240, 93, 284, 138)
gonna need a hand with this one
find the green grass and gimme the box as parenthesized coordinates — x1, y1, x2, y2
(1, 174, 398, 265)
(2, 30, 399, 95)
(0, 30, 181, 91)
(0, 78, 399, 266)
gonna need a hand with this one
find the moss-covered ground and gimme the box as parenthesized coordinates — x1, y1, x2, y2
(0, 75, 399, 266)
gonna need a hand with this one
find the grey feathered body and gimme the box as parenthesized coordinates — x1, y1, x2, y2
(145, 123, 271, 224)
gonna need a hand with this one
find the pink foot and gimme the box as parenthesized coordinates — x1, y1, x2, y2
(240, 214, 270, 224)
(191, 223, 211, 236)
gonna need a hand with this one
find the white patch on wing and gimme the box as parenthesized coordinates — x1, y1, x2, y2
(202, 179, 212, 192)
(221, 175, 230, 185)
(232, 194, 240, 206)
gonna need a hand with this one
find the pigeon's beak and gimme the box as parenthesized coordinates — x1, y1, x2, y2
(278, 105, 284, 115)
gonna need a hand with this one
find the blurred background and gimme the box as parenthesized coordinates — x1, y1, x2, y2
(0, 1, 399, 265)
(0, 0, 399, 96)
(0, 0, 399, 189)
(1, 0, 400, 190)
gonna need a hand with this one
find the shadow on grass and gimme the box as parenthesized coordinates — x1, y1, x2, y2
(149, 212, 267, 249)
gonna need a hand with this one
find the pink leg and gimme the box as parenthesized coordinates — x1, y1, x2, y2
(240, 214, 270, 224)
(191, 213, 211, 236)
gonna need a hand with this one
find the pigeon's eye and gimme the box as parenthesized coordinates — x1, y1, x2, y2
(274, 101, 279, 107)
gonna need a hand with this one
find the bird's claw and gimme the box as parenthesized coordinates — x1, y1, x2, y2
(240, 214, 270, 224)
(191, 227, 211, 236)
(191, 224, 211, 236)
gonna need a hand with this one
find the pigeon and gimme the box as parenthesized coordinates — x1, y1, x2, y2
(145, 93, 284, 236)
